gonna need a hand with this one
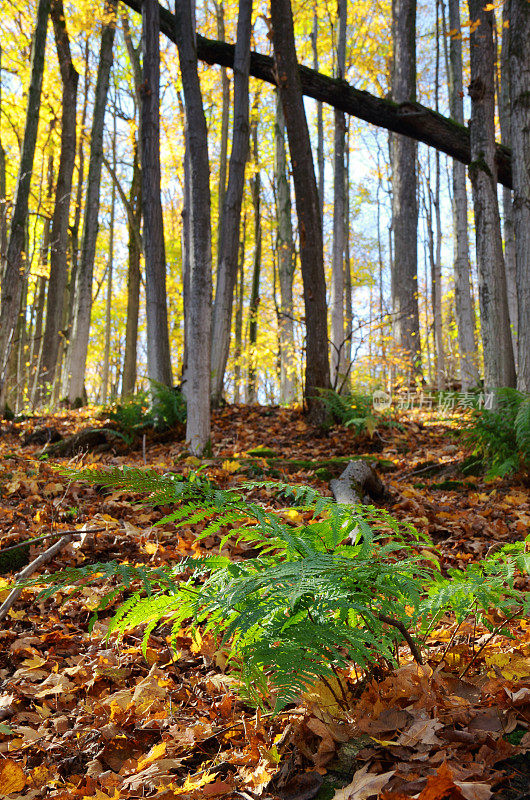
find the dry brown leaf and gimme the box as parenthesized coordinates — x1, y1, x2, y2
(332, 765, 395, 800)
(0, 759, 26, 796)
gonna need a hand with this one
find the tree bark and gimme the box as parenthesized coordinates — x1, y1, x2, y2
(247, 116, 261, 404)
(0, 0, 49, 400)
(509, 0, 530, 391)
(270, 0, 330, 419)
(141, 0, 173, 388)
(101, 118, 117, 404)
(447, 0, 479, 390)
(37, 0, 78, 400)
(121, 0, 513, 188)
(233, 212, 246, 404)
(274, 92, 296, 405)
(499, 0, 518, 354)
(311, 6, 324, 224)
(390, 0, 421, 375)
(467, 0, 516, 391)
(122, 142, 142, 398)
(215, 1, 230, 251)
(210, 0, 252, 404)
(0, 46, 7, 267)
(66, 0, 117, 404)
(174, 0, 212, 455)
(330, 0, 347, 389)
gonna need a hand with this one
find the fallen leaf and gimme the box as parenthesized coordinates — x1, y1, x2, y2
(333, 765, 395, 800)
(0, 759, 26, 795)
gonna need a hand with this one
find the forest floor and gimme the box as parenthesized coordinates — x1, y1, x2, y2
(0, 404, 529, 800)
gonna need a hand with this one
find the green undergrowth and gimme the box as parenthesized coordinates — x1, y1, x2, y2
(463, 388, 530, 477)
(104, 382, 186, 443)
(22, 467, 530, 714)
(318, 388, 403, 437)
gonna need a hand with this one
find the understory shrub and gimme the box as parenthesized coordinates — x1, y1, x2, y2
(105, 382, 186, 442)
(464, 388, 530, 477)
(319, 388, 399, 436)
(27, 468, 529, 712)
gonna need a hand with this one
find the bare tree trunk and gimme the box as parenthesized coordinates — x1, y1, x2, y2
(330, 0, 347, 389)
(233, 212, 246, 404)
(467, 0, 516, 391)
(215, 1, 230, 250)
(432, 4, 445, 389)
(499, 0, 518, 354)
(101, 119, 117, 404)
(37, 0, 78, 400)
(247, 117, 261, 404)
(509, 0, 530, 391)
(66, 0, 117, 404)
(141, 0, 172, 387)
(274, 92, 296, 404)
(174, 0, 212, 455)
(270, 0, 330, 421)
(390, 0, 421, 377)
(447, 0, 479, 390)
(0, 46, 7, 266)
(0, 0, 49, 400)
(343, 128, 352, 394)
(210, 0, 252, 404)
(122, 142, 142, 398)
(311, 6, 324, 224)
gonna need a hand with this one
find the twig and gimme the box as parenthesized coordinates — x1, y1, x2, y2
(459, 609, 522, 678)
(378, 613, 424, 665)
(0, 534, 76, 623)
(0, 527, 105, 554)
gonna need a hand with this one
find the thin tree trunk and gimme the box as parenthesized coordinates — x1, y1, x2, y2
(432, 3, 445, 389)
(0, 0, 49, 400)
(0, 46, 7, 266)
(390, 0, 421, 376)
(247, 117, 261, 404)
(141, 0, 172, 387)
(101, 119, 117, 404)
(66, 0, 117, 404)
(122, 142, 142, 398)
(210, 0, 252, 404)
(447, 0, 479, 390)
(467, 0, 516, 391)
(330, 0, 347, 389)
(311, 6, 324, 224)
(215, 1, 230, 250)
(270, 0, 330, 421)
(38, 0, 78, 400)
(343, 128, 352, 393)
(174, 0, 212, 455)
(233, 212, 246, 404)
(274, 92, 295, 405)
(499, 0, 518, 353)
(509, 0, 530, 391)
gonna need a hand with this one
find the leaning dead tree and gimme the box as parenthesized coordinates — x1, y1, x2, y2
(121, 0, 512, 188)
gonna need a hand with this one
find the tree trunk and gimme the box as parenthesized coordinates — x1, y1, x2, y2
(233, 212, 246, 404)
(174, 0, 212, 455)
(215, 1, 230, 250)
(0, 0, 49, 399)
(274, 92, 296, 405)
(101, 120, 117, 404)
(38, 0, 78, 400)
(447, 0, 479, 390)
(330, 0, 347, 389)
(432, 5, 445, 390)
(123, 0, 514, 189)
(0, 46, 7, 266)
(247, 117, 261, 404)
(390, 0, 421, 376)
(66, 0, 117, 404)
(122, 142, 142, 398)
(210, 0, 252, 404)
(270, 0, 330, 420)
(311, 6, 324, 224)
(499, 0, 518, 354)
(141, 0, 173, 388)
(509, 0, 530, 391)
(467, 0, 516, 391)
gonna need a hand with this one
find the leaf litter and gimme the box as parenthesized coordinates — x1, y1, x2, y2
(0, 404, 528, 799)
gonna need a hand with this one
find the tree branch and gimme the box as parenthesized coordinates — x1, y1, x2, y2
(120, 0, 512, 188)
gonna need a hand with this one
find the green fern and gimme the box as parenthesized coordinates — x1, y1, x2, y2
(22, 467, 530, 713)
(464, 388, 530, 477)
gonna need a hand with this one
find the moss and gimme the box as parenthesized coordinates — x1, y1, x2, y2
(246, 446, 278, 457)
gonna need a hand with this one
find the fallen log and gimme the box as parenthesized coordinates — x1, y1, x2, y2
(330, 460, 385, 505)
(120, 0, 512, 188)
